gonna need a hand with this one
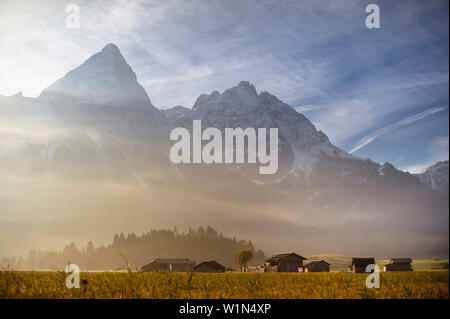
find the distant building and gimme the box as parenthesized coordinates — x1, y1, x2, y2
(141, 258, 195, 272)
(194, 260, 226, 273)
(265, 253, 307, 272)
(384, 258, 413, 272)
(303, 260, 330, 272)
(350, 257, 375, 273)
(246, 265, 264, 273)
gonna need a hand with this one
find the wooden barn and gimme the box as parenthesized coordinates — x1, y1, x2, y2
(265, 253, 307, 272)
(303, 260, 330, 272)
(350, 257, 375, 273)
(384, 258, 413, 272)
(194, 260, 226, 273)
(141, 258, 195, 272)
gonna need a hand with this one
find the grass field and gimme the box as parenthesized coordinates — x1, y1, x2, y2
(0, 271, 448, 299)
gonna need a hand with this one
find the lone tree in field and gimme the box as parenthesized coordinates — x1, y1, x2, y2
(235, 249, 253, 272)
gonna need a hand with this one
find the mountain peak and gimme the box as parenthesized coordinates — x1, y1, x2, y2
(193, 91, 220, 108)
(101, 43, 120, 54)
(82, 43, 134, 81)
(414, 160, 449, 192)
(39, 44, 154, 109)
(193, 81, 259, 109)
(97, 43, 124, 61)
(236, 81, 258, 97)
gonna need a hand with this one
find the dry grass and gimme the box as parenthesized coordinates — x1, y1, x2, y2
(0, 271, 448, 299)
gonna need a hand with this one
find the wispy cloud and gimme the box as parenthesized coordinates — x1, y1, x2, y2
(295, 104, 332, 113)
(349, 107, 447, 154)
(0, 0, 448, 167)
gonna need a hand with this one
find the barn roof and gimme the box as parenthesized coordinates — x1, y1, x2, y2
(390, 258, 412, 264)
(267, 252, 307, 263)
(194, 260, 226, 270)
(304, 260, 330, 268)
(351, 257, 375, 266)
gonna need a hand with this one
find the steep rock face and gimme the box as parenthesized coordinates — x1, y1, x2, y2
(173, 81, 353, 182)
(169, 81, 424, 192)
(414, 160, 449, 192)
(39, 44, 153, 110)
(1, 44, 172, 184)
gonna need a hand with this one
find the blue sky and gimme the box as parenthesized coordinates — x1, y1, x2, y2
(0, 0, 448, 172)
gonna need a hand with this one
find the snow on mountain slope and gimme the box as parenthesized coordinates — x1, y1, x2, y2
(414, 160, 449, 192)
(168, 81, 438, 200)
(39, 44, 154, 110)
(173, 81, 353, 178)
(1, 44, 172, 185)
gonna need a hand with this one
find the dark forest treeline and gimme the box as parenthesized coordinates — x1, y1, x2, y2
(1, 226, 265, 270)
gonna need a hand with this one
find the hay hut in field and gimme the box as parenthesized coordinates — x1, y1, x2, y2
(265, 253, 307, 272)
(141, 258, 195, 272)
(350, 257, 375, 273)
(194, 260, 226, 273)
(304, 260, 330, 272)
(384, 258, 413, 272)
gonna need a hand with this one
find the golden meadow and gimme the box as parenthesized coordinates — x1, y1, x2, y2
(1, 271, 448, 299)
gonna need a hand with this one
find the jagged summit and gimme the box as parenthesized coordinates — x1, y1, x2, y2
(39, 43, 153, 109)
(101, 43, 120, 54)
(193, 91, 220, 108)
(193, 81, 260, 109)
(174, 81, 352, 175)
(378, 162, 399, 176)
(414, 160, 449, 192)
(236, 80, 258, 97)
